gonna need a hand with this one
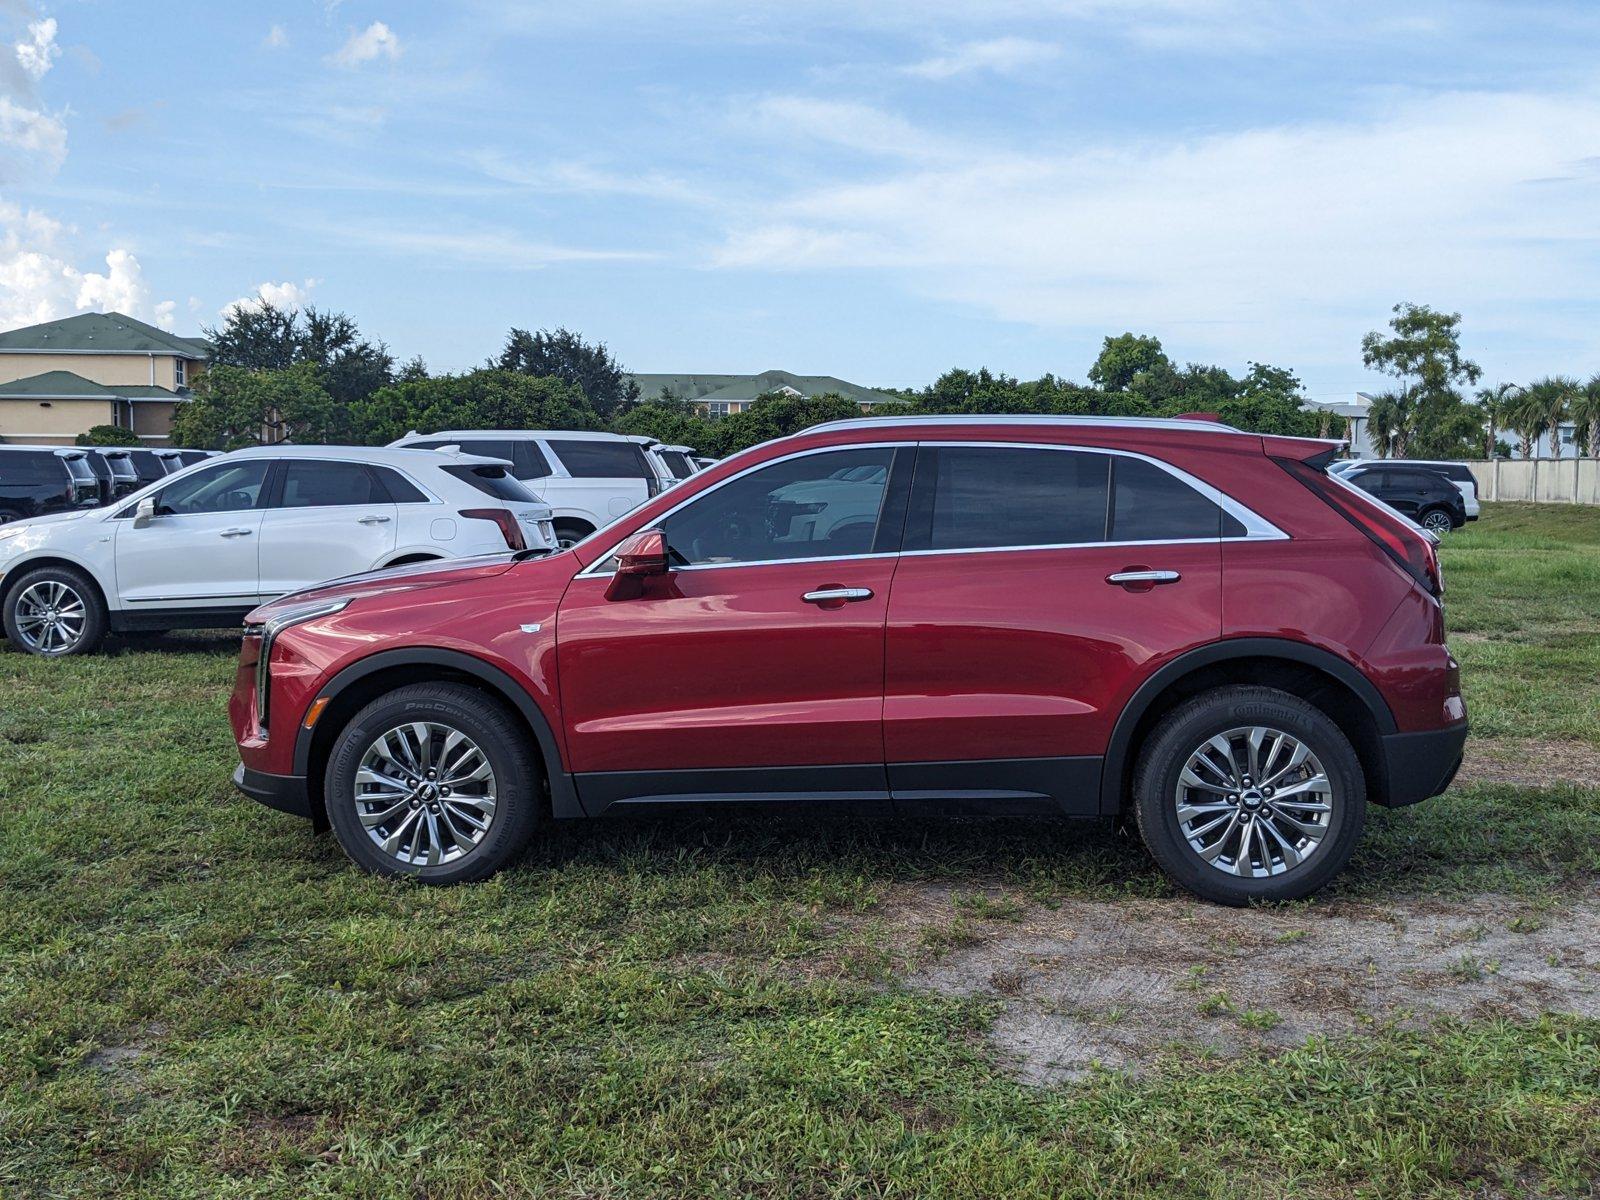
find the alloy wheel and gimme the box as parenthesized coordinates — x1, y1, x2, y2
(12, 580, 88, 654)
(1174, 725, 1333, 878)
(354, 721, 498, 867)
(1422, 511, 1453, 535)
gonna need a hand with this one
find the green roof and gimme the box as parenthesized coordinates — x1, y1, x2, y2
(630, 370, 904, 408)
(0, 311, 208, 358)
(0, 370, 180, 400)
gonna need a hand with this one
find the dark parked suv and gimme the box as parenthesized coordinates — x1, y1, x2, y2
(1340, 464, 1466, 535)
(0, 447, 99, 523)
(232, 416, 1468, 905)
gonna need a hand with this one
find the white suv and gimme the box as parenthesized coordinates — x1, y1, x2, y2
(388, 430, 664, 547)
(0, 445, 556, 656)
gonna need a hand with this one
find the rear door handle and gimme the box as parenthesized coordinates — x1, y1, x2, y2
(220, 528, 253, 538)
(1107, 569, 1180, 586)
(358, 515, 392, 525)
(802, 587, 873, 604)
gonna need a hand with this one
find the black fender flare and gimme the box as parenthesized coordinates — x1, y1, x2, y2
(1098, 637, 1398, 813)
(292, 646, 582, 819)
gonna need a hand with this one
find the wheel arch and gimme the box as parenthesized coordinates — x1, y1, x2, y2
(0, 553, 112, 617)
(293, 646, 578, 829)
(1100, 638, 1397, 815)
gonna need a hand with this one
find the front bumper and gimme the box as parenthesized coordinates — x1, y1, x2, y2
(1379, 721, 1468, 807)
(233, 763, 311, 818)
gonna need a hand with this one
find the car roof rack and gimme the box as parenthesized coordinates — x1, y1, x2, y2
(807, 414, 1248, 435)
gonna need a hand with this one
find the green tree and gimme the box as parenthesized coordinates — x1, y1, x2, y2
(1573, 374, 1600, 460)
(706, 392, 864, 456)
(494, 327, 639, 418)
(1365, 391, 1417, 458)
(204, 303, 395, 406)
(74, 424, 138, 447)
(170, 364, 339, 450)
(1360, 303, 1483, 457)
(1474, 383, 1521, 459)
(612, 396, 714, 450)
(347, 370, 601, 446)
(1088, 333, 1170, 391)
(1518, 376, 1578, 460)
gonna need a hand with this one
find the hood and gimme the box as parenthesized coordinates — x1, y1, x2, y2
(0, 507, 96, 532)
(246, 553, 523, 623)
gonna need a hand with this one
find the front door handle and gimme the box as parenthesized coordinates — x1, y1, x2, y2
(1107, 569, 1180, 588)
(220, 527, 253, 538)
(358, 515, 392, 525)
(802, 587, 874, 604)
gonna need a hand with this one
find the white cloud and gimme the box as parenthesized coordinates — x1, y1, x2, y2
(14, 16, 59, 81)
(710, 86, 1600, 374)
(333, 21, 401, 67)
(0, 205, 175, 329)
(903, 37, 1061, 80)
(264, 24, 289, 50)
(221, 278, 318, 318)
(0, 94, 67, 170)
(743, 96, 958, 160)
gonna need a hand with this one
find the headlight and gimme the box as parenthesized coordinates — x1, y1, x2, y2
(253, 597, 351, 737)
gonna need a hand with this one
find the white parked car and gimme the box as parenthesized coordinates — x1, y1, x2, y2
(1331, 458, 1480, 520)
(388, 430, 665, 547)
(0, 444, 556, 656)
(652, 443, 701, 483)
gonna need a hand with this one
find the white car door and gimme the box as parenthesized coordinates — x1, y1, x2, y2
(256, 460, 398, 598)
(113, 459, 271, 608)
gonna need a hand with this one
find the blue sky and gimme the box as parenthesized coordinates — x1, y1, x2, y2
(3, 1, 1599, 399)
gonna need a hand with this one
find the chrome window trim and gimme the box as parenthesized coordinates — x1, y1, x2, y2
(576, 439, 1285, 578)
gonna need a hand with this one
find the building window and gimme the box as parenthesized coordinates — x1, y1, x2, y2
(174, 358, 187, 387)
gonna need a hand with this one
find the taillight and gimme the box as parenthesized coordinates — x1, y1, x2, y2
(459, 508, 526, 551)
(1276, 458, 1443, 599)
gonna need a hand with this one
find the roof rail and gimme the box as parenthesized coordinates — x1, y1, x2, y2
(806, 414, 1248, 435)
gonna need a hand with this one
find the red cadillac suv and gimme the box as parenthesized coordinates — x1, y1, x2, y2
(229, 416, 1467, 904)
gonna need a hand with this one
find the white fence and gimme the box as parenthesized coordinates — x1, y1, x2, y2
(1467, 459, 1600, 505)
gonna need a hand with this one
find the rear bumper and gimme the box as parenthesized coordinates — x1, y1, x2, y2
(1379, 722, 1468, 807)
(233, 763, 311, 818)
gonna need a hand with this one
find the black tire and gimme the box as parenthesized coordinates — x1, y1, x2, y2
(1, 564, 108, 657)
(324, 682, 541, 883)
(0, 509, 23, 526)
(1418, 507, 1456, 536)
(1132, 685, 1366, 906)
(552, 520, 593, 550)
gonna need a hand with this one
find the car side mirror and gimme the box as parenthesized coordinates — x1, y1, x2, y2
(605, 528, 670, 600)
(133, 497, 157, 526)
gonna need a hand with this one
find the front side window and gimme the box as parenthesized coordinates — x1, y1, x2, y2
(660, 447, 897, 566)
(911, 446, 1112, 551)
(278, 461, 387, 508)
(548, 438, 651, 480)
(157, 460, 270, 515)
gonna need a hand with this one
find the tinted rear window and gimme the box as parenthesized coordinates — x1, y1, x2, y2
(61, 455, 96, 483)
(660, 450, 695, 479)
(0, 452, 59, 484)
(442, 464, 538, 500)
(547, 438, 650, 480)
(917, 446, 1112, 551)
(1108, 456, 1226, 541)
(279, 461, 388, 508)
(372, 466, 429, 504)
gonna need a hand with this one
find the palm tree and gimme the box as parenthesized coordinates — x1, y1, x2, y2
(1365, 390, 1420, 458)
(1474, 382, 1520, 459)
(1530, 376, 1579, 460)
(1573, 374, 1600, 460)
(1506, 386, 1550, 459)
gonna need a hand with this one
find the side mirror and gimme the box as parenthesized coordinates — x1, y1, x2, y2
(605, 528, 670, 600)
(133, 497, 157, 526)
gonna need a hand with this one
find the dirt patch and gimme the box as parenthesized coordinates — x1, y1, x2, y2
(895, 889, 1600, 1084)
(1458, 738, 1600, 788)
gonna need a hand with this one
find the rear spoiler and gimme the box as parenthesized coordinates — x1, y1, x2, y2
(1259, 435, 1344, 470)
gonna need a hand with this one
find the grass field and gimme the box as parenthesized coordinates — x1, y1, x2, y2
(2, 503, 1597, 1198)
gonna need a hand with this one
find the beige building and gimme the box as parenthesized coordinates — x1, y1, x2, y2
(0, 311, 208, 445)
